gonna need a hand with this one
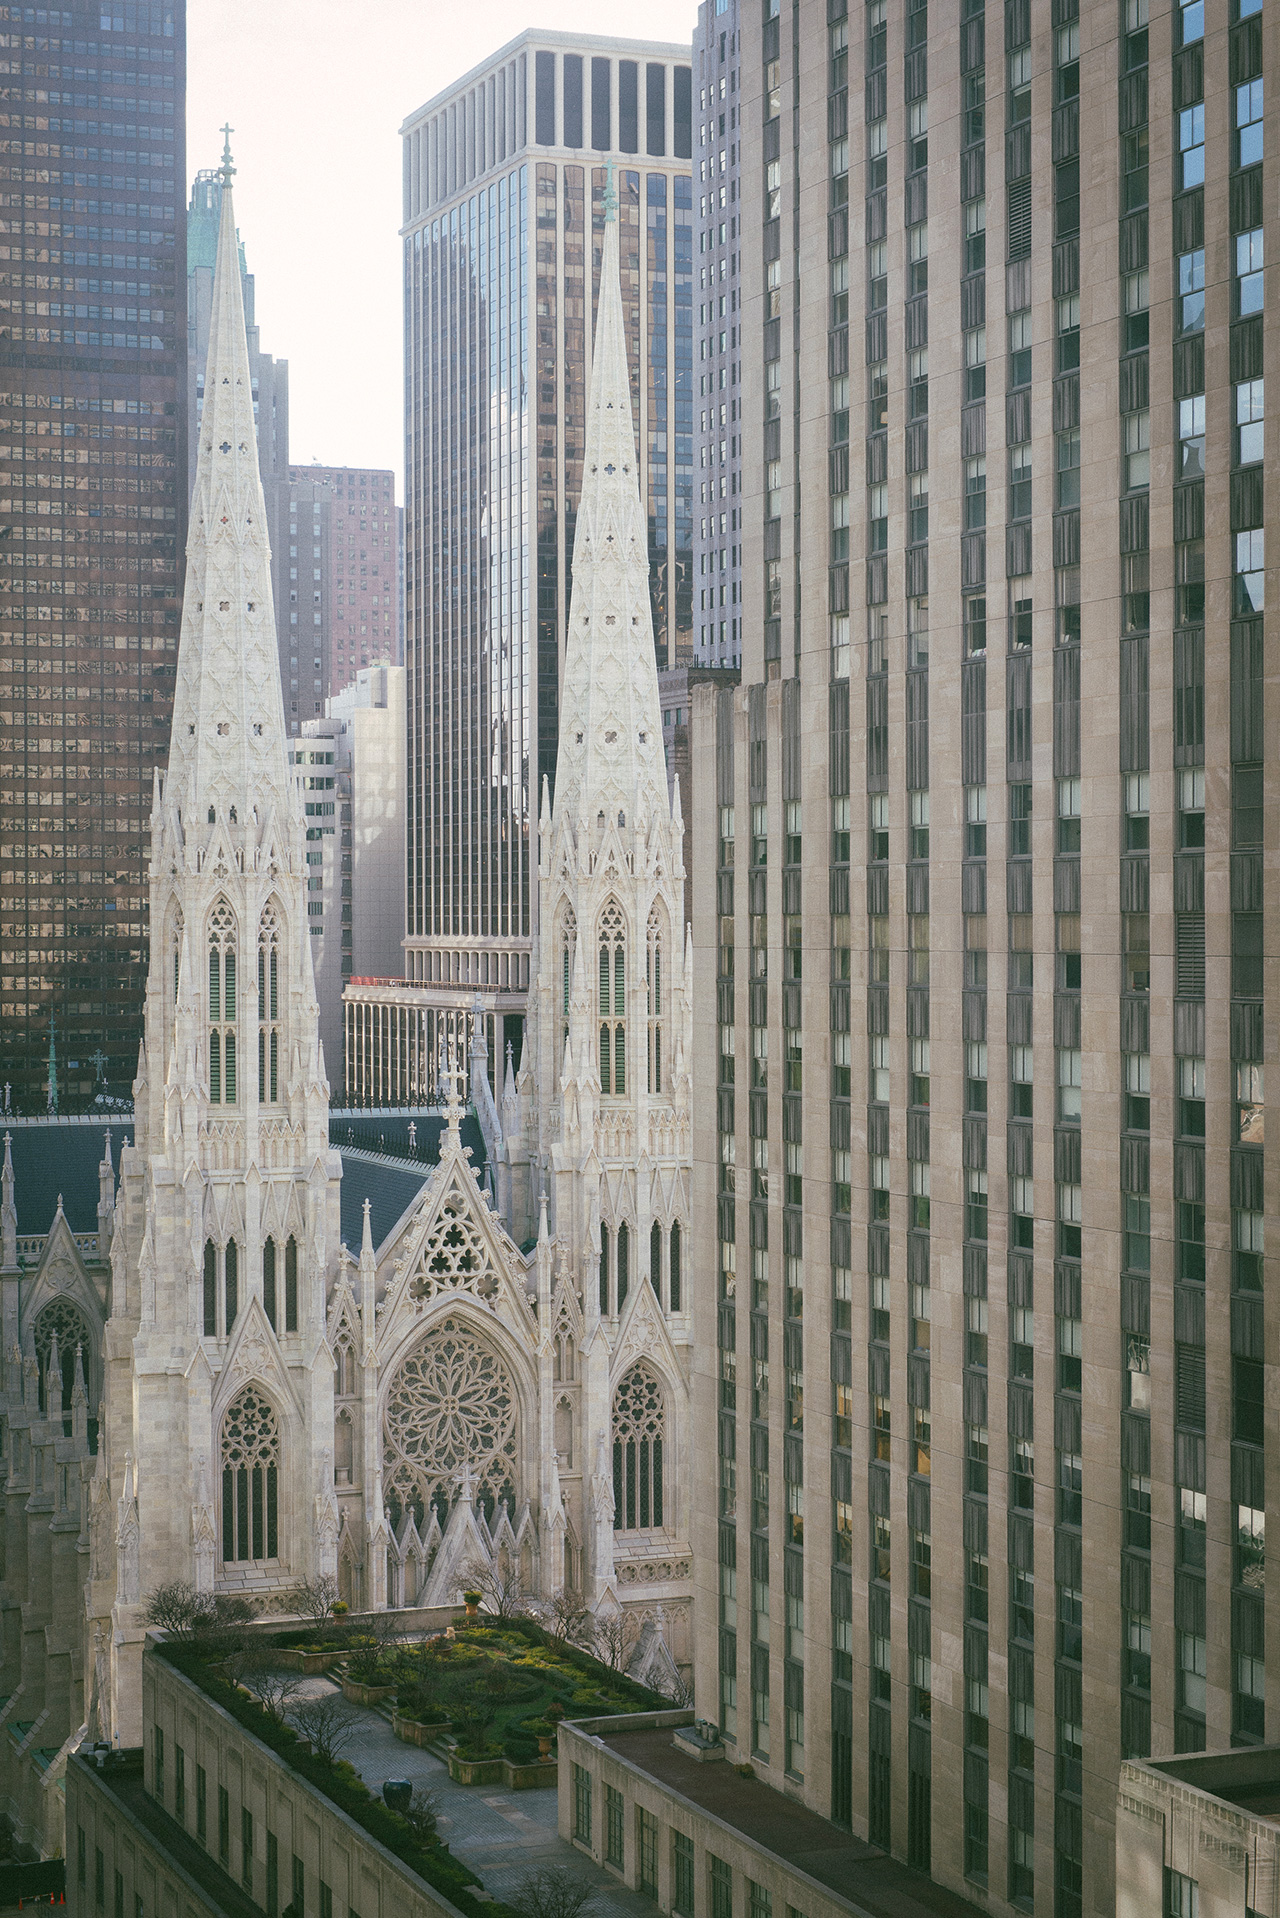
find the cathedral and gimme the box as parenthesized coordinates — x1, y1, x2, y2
(0, 154, 692, 1851)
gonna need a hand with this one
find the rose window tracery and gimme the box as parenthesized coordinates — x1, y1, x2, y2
(383, 1316, 517, 1529)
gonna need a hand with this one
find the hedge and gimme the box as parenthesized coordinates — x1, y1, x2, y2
(155, 1644, 499, 1918)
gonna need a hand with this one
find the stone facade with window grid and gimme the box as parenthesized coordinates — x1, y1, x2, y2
(689, 0, 1278, 1912)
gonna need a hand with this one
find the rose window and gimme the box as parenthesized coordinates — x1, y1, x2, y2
(383, 1316, 517, 1528)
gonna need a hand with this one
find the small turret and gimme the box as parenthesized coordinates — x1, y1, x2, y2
(97, 1130, 115, 1263)
(1, 1133, 16, 1272)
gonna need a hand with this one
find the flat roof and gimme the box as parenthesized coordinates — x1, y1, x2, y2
(71, 1749, 263, 1918)
(1143, 1746, 1280, 1827)
(599, 1726, 987, 1918)
(402, 29, 692, 133)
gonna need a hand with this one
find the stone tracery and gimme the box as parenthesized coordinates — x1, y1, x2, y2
(406, 1201, 499, 1306)
(612, 1364, 666, 1533)
(383, 1314, 518, 1529)
(33, 1297, 93, 1418)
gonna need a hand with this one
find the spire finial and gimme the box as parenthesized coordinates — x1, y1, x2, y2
(604, 157, 617, 223)
(219, 123, 235, 185)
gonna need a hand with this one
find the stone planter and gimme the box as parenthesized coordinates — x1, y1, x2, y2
(274, 1648, 342, 1674)
(503, 1756, 557, 1791)
(447, 1752, 505, 1786)
(342, 1677, 396, 1706)
(392, 1711, 450, 1748)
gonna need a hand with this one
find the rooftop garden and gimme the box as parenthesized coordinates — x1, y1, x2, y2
(147, 1587, 667, 1917)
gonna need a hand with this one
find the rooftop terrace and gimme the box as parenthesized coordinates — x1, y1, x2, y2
(595, 1724, 986, 1918)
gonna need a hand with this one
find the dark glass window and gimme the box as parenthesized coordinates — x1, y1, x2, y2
(674, 65, 692, 158)
(535, 51, 555, 146)
(647, 63, 666, 156)
(612, 58, 631, 152)
(563, 54, 584, 148)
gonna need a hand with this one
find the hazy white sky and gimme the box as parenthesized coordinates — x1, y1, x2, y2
(188, 1, 698, 481)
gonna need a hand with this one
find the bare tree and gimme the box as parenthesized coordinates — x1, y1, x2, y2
(143, 1581, 203, 1640)
(590, 1609, 642, 1674)
(462, 1557, 530, 1622)
(542, 1587, 592, 1647)
(143, 1583, 255, 1652)
(240, 1660, 306, 1724)
(347, 1607, 403, 1683)
(289, 1692, 362, 1766)
(508, 1867, 596, 1918)
(402, 1786, 443, 1848)
(294, 1574, 339, 1625)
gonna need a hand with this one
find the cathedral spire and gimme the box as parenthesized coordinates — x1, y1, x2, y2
(551, 182, 668, 828)
(165, 158, 290, 828)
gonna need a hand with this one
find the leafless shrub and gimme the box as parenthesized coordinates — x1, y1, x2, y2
(289, 1692, 361, 1766)
(294, 1574, 339, 1624)
(462, 1557, 531, 1621)
(590, 1609, 642, 1674)
(508, 1866, 596, 1918)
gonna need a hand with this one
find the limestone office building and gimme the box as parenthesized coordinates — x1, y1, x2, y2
(688, 1, 1277, 1915)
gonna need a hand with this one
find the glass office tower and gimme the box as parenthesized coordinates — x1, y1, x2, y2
(0, 0, 186, 1109)
(395, 32, 692, 1074)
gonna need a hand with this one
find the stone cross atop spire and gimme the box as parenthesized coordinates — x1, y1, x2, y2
(165, 162, 291, 830)
(551, 185, 669, 829)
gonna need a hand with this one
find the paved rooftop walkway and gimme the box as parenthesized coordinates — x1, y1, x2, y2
(307, 1675, 655, 1918)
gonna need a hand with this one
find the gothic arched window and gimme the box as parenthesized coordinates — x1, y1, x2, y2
(34, 1298, 92, 1426)
(225, 1240, 239, 1333)
(669, 1221, 682, 1312)
(616, 1221, 629, 1312)
(650, 1220, 662, 1299)
(285, 1235, 299, 1333)
(612, 1366, 666, 1531)
(598, 902, 625, 1095)
(257, 906, 281, 1105)
(263, 1237, 277, 1330)
(646, 912, 663, 1094)
(560, 907, 576, 1052)
(599, 1224, 611, 1316)
(221, 1387, 279, 1563)
(171, 908, 184, 1005)
(203, 1239, 217, 1336)
(207, 900, 237, 1104)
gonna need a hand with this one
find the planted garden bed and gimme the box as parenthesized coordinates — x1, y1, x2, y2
(385, 1619, 666, 1779)
(391, 1710, 450, 1748)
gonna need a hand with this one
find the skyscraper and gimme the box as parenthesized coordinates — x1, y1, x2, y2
(0, 0, 187, 1110)
(693, 0, 743, 669)
(393, 32, 693, 1074)
(690, 1, 1276, 1914)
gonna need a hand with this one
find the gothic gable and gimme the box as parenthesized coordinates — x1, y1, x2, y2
(376, 1125, 534, 1353)
(609, 1270, 684, 1393)
(20, 1206, 106, 1345)
(213, 1295, 303, 1428)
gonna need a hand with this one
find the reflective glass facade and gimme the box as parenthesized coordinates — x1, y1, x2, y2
(401, 35, 691, 1004)
(0, 0, 186, 1109)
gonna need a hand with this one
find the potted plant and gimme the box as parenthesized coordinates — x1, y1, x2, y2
(463, 1590, 482, 1620)
(525, 1717, 555, 1760)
